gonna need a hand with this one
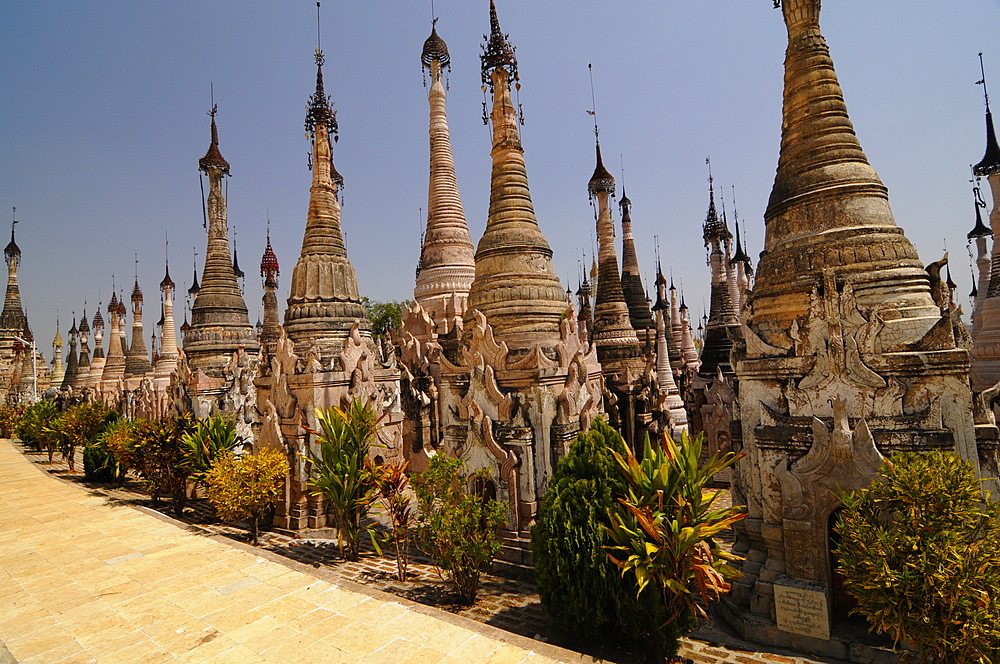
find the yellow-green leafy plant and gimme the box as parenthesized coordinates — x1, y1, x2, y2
(606, 431, 744, 661)
(413, 455, 505, 604)
(205, 446, 289, 545)
(181, 416, 239, 486)
(0, 404, 25, 439)
(306, 400, 383, 561)
(835, 451, 1000, 664)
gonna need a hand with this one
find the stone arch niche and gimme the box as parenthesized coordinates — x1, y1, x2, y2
(773, 396, 884, 622)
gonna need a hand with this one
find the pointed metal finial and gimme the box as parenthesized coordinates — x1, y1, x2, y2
(979, 52, 990, 110)
(316, 2, 323, 65)
(588, 63, 599, 142)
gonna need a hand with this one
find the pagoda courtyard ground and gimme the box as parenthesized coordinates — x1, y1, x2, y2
(0, 439, 838, 664)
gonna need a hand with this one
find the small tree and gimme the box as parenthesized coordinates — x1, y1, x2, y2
(18, 401, 59, 456)
(205, 447, 289, 545)
(413, 455, 505, 604)
(533, 419, 671, 655)
(59, 402, 117, 473)
(181, 416, 239, 487)
(130, 415, 195, 516)
(306, 400, 382, 561)
(835, 451, 1000, 664)
(101, 418, 144, 485)
(606, 431, 744, 661)
(375, 460, 413, 582)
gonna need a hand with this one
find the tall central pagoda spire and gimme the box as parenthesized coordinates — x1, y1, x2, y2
(284, 34, 371, 358)
(414, 19, 475, 338)
(185, 106, 259, 371)
(463, 0, 566, 351)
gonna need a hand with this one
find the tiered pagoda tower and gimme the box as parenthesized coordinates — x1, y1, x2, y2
(86, 308, 106, 393)
(619, 189, 655, 347)
(101, 291, 127, 394)
(589, 142, 646, 448)
(724, 1, 993, 655)
(124, 278, 151, 378)
(415, 1, 602, 532)
(60, 317, 78, 391)
(0, 220, 33, 401)
(50, 321, 64, 387)
(282, 46, 371, 360)
(969, 56, 1000, 390)
(261, 20, 403, 532)
(74, 309, 91, 390)
(184, 107, 259, 371)
(412, 20, 475, 343)
(462, 1, 567, 353)
(259, 227, 281, 358)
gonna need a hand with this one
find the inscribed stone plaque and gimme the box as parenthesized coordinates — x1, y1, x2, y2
(773, 583, 830, 640)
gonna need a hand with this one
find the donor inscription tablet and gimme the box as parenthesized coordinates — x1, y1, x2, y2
(773, 583, 829, 641)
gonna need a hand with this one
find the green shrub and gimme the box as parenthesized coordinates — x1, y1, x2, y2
(533, 419, 671, 653)
(17, 401, 58, 455)
(306, 400, 382, 561)
(90, 418, 141, 485)
(606, 431, 744, 661)
(205, 447, 289, 545)
(59, 402, 117, 474)
(835, 451, 1000, 664)
(130, 415, 196, 516)
(413, 454, 505, 604)
(181, 416, 239, 486)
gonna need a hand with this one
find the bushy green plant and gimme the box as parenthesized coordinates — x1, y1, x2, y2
(90, 418, 141, 485)
(306, 400, 382, 561)
(205, 446, 289, 545)
(181, 416, 239, 486)
(130, 415, 195, 516)
(375, 460, 413, 582)
(413, 454, 505, 604)
(17, 401, 59, 455)
(58, 402, 117, 473)
(533, 419, 672, 654)
(606, 431, 744, 660)
(835, 451, 1000, 664)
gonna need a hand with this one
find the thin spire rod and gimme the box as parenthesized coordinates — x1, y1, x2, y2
(316, 2, 322, 54)
(430, 0, 435, 22)
(587, 63, 599, 141)
(979, 52, 990, 109)
(706, 156, 714, 187)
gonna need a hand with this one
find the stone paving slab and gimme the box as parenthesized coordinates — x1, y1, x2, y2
(0, 439, 587, 664)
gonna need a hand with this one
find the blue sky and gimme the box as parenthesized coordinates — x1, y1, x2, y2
(2, 1, 999, 358)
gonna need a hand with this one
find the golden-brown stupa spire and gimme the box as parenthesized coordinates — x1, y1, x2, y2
(414, 18, 475, 335)
(464, 0, 566, 351)
(284, 28, 371, 358)
(750, 0, 938, 345)
(185, 104, 259, 371)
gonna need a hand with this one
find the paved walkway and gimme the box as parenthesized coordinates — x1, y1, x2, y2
(0, 439, 583, 664)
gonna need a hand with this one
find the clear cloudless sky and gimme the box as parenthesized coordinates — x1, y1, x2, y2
(2, 1, 999, 360)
